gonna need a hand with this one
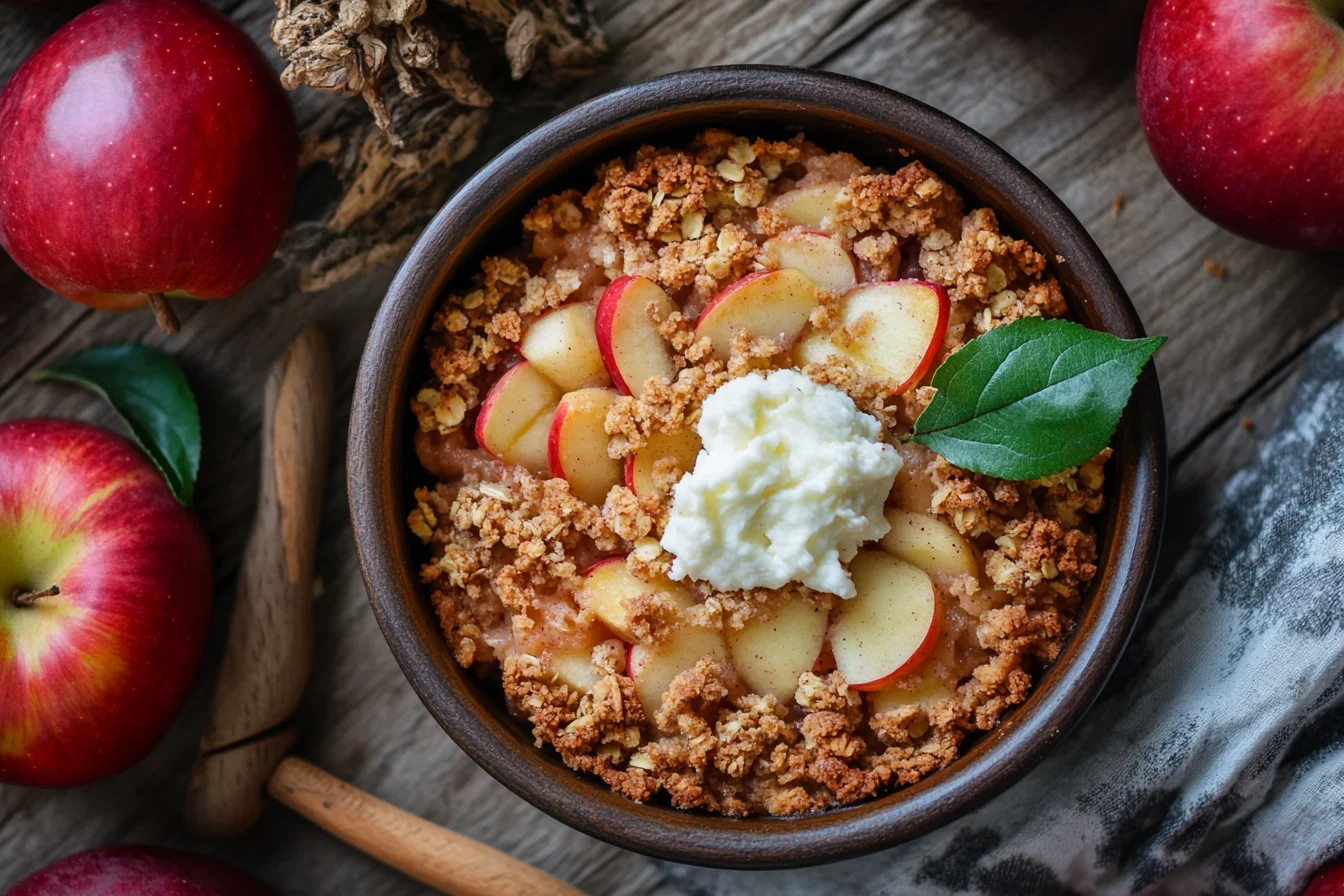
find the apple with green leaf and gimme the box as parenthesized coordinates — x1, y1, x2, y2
(0, 418, 211, 787)
(0, 0, 298, 332)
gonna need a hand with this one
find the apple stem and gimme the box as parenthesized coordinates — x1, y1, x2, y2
(12, 584, 60, 608)
(148, 293, 181, 335)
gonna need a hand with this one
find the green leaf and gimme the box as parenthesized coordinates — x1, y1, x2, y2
(910, 317, 1164, 481)
(31, 345, 201, 505)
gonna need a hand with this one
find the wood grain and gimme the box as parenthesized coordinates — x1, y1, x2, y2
(0, 0, 1337, 891)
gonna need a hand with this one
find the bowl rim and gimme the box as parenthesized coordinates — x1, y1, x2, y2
(348, 64, 1167, 869)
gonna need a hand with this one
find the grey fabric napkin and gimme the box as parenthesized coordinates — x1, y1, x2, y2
(663, 323, 1344, 896)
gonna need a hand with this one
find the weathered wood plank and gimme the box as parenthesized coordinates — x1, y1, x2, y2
(0, 0, 1338, 892)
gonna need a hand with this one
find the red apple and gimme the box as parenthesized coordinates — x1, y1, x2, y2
(0, 419, 212, 787)
(1307, 860, 1344, 896)
(578, 557, 694, 643)
(7, 846, 277, 895)
(0, 0, 299, 332)
(1137, 0, 1344, 250)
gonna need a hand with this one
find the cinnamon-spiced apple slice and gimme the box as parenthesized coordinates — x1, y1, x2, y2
(577, 558, 695, 642)
(793, 280, 949, 393)
(761, 230, 858, 293)
(769, 182, 845, 228)
(694, 268, 820, 358)
(879, 509, 979, 579)
(625, 427, 702, 496)
(627, 624, 728, 721)
(595, 275, 678, 397)
(518, 302, 611, 392)
(474, 360, 562, 475)
(547, 387, 623, 505)
(829, 551, 941, 692)
(726, 592, 829, 702)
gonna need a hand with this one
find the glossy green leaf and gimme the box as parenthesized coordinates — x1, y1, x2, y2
(910, 317, 1163, 481)
(32, 344, 201, 505)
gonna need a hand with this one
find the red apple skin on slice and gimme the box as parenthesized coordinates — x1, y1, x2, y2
(595, 275, 678, 397)
(624, 427, 703, 496)
(518, 302, 611, 392)
(769, 183, 845, 228)
(578, 558, 695, 642)
(726, 594, 829, 702)
(830, 551, 941, 692)
(793, 280, 949, 394)
(762, 231, 858, 294)
(694, 268, 820, 359)
(474, 361, 562, 476)
(627, 624, 728, 720)
(547, 387, 623, 505)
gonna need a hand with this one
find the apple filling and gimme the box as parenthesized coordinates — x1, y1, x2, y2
(408, 131, 1106, 817)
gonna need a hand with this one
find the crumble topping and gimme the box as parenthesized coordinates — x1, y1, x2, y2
(408, 131, 1108, 816)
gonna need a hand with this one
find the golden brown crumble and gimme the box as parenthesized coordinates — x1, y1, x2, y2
(409, 131, 1106, 816)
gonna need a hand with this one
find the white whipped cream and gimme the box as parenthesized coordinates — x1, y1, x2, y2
(660, 369, 901, 598)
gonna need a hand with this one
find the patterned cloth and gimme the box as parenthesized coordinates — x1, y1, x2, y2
(665, 323, 1344, 896)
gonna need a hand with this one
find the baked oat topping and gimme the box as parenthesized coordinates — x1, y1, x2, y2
(408, 130, 1107, 816)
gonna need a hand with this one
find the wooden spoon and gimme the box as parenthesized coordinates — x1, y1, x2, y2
(183, 326, 582, 896)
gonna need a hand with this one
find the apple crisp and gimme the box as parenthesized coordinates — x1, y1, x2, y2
(408, 130, 1105, 816)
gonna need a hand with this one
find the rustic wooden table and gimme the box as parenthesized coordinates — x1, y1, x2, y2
(3, 0, 1342, 892)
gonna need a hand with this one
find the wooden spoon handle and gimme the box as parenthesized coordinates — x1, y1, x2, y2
(185, 325, 334, 837)
(267, 757, 585, 896)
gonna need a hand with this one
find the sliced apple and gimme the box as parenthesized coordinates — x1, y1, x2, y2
(879, 509, 978, 579)
(624, 427, 702, 496)
(595, 275, 678, 397)
(627, 624, 728, 720)
(770, 183, 845, 228)
(792, 280, 949, 393)
(695, 268, 820, 359)
(761, 231, 858, 293)
(891, 442, 939, 513)
(870, 670, 958, 715)
(474, 361, 563, 475)
(547, 387, 622, 505)
(726, 594, 829, 702)
(518, 302, 611, 392)
(546, 645, 605, 696)
(578, 558, 696, 642)
(829, 551, 940, 692)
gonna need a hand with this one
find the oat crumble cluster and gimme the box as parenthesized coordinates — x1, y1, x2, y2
(407, 130, 1107, 816)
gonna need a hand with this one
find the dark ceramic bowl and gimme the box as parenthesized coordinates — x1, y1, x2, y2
(348, 65, 1166, 869)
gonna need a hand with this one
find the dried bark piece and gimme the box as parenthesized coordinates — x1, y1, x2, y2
(272, 0, 605, 143)
(282, 94, 489, 292)
(271, 0, 604, 290)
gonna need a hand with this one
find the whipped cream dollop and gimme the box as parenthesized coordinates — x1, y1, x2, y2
(660, 369, 901, 598)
